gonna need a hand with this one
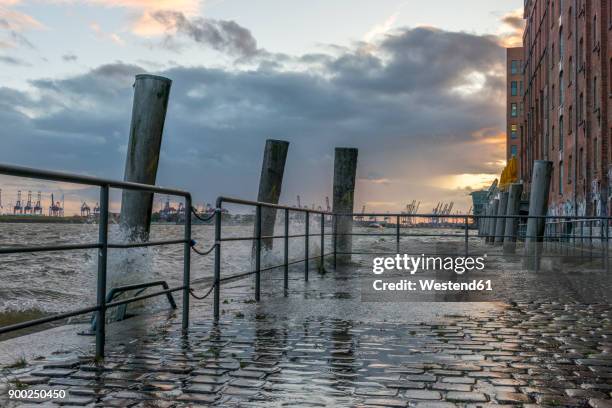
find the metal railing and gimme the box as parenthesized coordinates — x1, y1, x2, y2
(212, 197, 333, 321)
(0, 164, 192, 359)
(211, 202, 612, 318)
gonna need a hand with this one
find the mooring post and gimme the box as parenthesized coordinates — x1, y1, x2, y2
(120, 74, 172, 242)
(213, 205, 221, 321)
(284, 208, 289, 296)
(487, 199, 499, 244)
(503, 183, 523, 254)
(304, 211, 309, 281)
(333, 215, 338, 269)
(182, 195, 191, 333)
(479, 205, 487, 238)
(95, 184, 109, 360)
(320, 213, 325, 273)
(256, 139, 289, 250)
(255, 205, 262, 301)
(494, 192, 509, 245)
(332, 148, 358, 264)
(524, 160, 553, 270)
(396, 215, 400, 253)
(464, 215, 469, 256)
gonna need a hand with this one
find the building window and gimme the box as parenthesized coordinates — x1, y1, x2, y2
(593, 15, 597, 48)
(511, 60, 520, 74)
(551, 44, 555, 69)
(579, 93, 584, 121)
(559, 72, 564, 106)
(511, 124, 518, 139)
(559, 29, 564, 61)
(568, 155, 572, 184)
(520, 81, 523, 96)
(568, 57, 573, 83)
(594, 77, 598, 109)
(559, 161, 564, 194)
(552, 125, 555, 150)
(552, 85, 556, 108)
(511, 81, 518, 96)
(569, 106, 572, 131)
(579, 148, 583, 180)
(511, 145, 518, 157)
(559, 116, 564, 151)
(511, 103, 518, 117)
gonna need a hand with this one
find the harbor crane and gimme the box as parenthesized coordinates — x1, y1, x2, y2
(24, 191, 33, 214)
(81, 202, 91, 217)
(33, 192, 43, 215)
(49, 193, 64, 217)
(14, 191, 23, 214)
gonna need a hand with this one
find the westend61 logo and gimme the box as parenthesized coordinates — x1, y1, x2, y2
(373, 254, 487, 275)
(369, 254, 493, 294)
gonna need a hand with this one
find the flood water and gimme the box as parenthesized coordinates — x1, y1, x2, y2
(1, 221, 611, 331)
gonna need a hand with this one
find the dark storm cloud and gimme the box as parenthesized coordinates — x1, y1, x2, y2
(0, 26, 505, 209)
(152, 11, 258, 59)
(62, 54, 78, 62)
(0, 55, 29, 65)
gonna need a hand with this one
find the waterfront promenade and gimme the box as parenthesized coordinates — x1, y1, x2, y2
(1, 239, 611, 407)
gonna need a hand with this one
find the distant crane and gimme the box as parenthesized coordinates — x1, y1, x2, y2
(23, 191, 33, 214)
(33, 191, 43, 215)
(325, 197, 331, 212)
(14, 191, 23, 214)
(81, 202, 91, 217)
(49, 193, 64, 217)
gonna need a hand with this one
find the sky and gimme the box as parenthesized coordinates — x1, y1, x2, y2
(0, 0, 524, 215)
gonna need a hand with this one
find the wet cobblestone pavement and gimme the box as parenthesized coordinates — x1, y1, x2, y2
(2, 251, 612, 407)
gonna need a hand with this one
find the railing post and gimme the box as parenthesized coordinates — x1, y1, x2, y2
(305, 211, 309, 281)
(95, 184, 109, 360)
(213, 205, 221, 321)
(182, 195, 191, 332)
(284, 208, 289, 296)
(464, 216, 469, 256)
(255, 205, 262, 301)
(333, 214, 337, 269)
(320, 213, 325, 272)
(605, 218, 609, 272)
(396, 215, 400, 253)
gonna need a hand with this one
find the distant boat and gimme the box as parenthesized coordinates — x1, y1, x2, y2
(368, 222, 383, 229)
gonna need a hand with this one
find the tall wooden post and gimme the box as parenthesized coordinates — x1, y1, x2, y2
(256, 139, 289, 250)
(524, 161, 552, 269)
(494, 192, 509, 245)
(120, 74, 172, 241)
(503, 183, 523, 254)
(332, 148, 358, 265)
(487, 198, 499, 244)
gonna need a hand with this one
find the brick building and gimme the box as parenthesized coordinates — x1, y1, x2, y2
(507, 47, 524, 167)
(519, 0, 610, 216)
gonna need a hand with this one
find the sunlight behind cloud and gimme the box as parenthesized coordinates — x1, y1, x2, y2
(432, 173, 497, 191)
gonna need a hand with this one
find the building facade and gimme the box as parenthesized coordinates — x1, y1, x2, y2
(519, 0, 610, 216)
(507, 47, 524, 167)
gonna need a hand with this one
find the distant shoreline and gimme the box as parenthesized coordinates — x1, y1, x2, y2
(0, 215, 89, 224)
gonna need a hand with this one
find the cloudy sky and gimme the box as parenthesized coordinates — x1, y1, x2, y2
(0, 0, 524, 214)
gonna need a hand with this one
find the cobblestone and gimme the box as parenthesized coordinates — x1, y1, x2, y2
(1, 254, 612, 407)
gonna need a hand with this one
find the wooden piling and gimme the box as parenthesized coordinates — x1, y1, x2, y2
(503, 183, 523, 254)
(332, 148, 358, 265)
(524, 160, 553, 269)
(256, 139, 289, 250)
(120, 74, 172, 241)
(487, 199, 499, 244)
(494, 192, 509, 245)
